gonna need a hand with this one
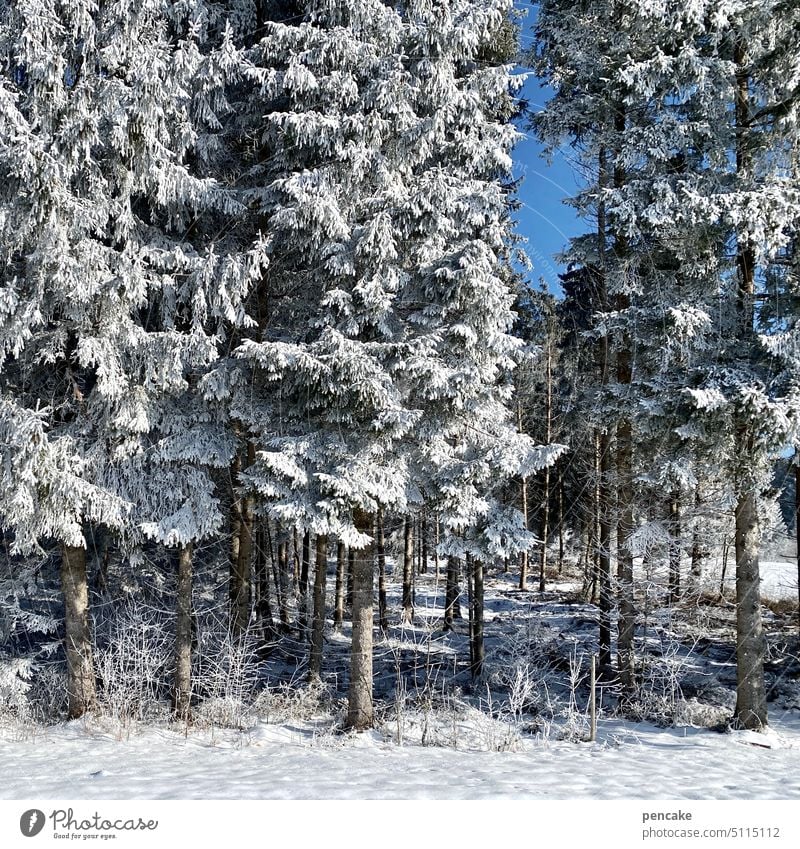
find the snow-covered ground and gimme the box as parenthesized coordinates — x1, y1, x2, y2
(1, 713, 799, 800)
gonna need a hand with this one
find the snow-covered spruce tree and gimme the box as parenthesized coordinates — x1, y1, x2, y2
(0, 0, 251, 718)
(204, 0, 556, 726)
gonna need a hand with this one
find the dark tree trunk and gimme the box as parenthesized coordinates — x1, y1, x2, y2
(690, 489, 707, 594)
(558, 466, 565, 573)
(173, 543, 193, 722)
(309, 534, 328, 683)
(539, 336, 553, 593)
(277, 534, 290, 630)
(298, 530, 310, 637)
(61, 543, 97, 719)
(233, 491, 253, 636)
(255, 518, 273, 639)
(796, 464, 800, 634)
(598, 431, 613, 671)
(444, 556, 461, 631)
(345, 510, 375, 731)
(402, 515, 415, 623)
(669, 493, 681, 603)
(470, 555, 485, 678)
(334, 541, 346, 630)
(346, 546, 355, 611)
(376, 509, 388, 633)
(421, 516, 428, 574)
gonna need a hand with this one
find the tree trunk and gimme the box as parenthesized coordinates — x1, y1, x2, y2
(345, 510, 375, 731)
(229, 453, 242, 626)
(519, 474, 529, 589)
(334, 541, 346, 630)
(539, 336, 553, 593)
(232, 494, 254, 638)
(690, 489, 707, 595)
(444, 556, 461, 631)
(539, 465, 550, 593)
(298, 530, 310, 637)
(376, 509, 388, 633)
(402, 515, 414, 623)
(796, 464, 800, 634)
(558, 465, 565, 573)
(598, 431, 613, 671)
(470, 555, 485, 678)
(669, 493, 681, 603)
(173, 543, 193, 722)
(346, 546, 355, 611)
(309, 534, 328, 683)
(731, 38, 767, 731)
(421, 516, 428, 575)
(277, 534, 290, 630)
(734, 489, 768, 729)
(467, 555, 474, 667)
(255, 517, 274, 640)
(434, 518, 441, 581)
(61, 543, 97, 719)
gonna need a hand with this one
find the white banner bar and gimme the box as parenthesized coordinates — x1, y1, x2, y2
(0, 800, 797, 849)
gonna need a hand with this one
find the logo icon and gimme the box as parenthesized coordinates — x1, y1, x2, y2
(20, 810, 46, 838)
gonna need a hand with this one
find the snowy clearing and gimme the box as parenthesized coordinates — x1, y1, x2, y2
(2, 713, 799, 800)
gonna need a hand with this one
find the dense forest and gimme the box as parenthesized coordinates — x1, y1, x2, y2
(0, 0, 798, 745)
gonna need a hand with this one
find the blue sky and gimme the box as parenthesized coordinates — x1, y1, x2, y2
(512, 2, 584, 295)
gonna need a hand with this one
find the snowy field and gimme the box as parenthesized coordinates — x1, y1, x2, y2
(1, 713, 799, 800)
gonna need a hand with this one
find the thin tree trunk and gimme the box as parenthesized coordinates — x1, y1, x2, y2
(61, 543, 97, 719)
(309, 534, 328, 683)
(519, 474, 529, 590)
(346, 547, 355, 611)
(292, 528, 301, 592)
(402, 515, 414, 623)
(470, 556, 485, 678)
(334, 541, 346, 630)
(444, 556, 461, 631)
(434, 518, 441, 581)
(232, 459, 254, 637)
(558, 466, 565, 573)
(720, 534, 730, 600)
(539, 466, 550, 593)
(376, 509, 388, 633)
(277, 534, 290, 630)
(421, 516, 428, 575)
(669, 493, 681, 603)
(467, 555, 474, 668)
(255, 517, 273, 639)
(598, 432, 613, 672)
(539, 336, 553, 593)
(173, 543, 193, 722)
(690, 489, 706, 595)
(298, 530, 310, 637)
(345, 511, 375, 731)
(229, 453, 242, 627)
(796, 464, 800, 634)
